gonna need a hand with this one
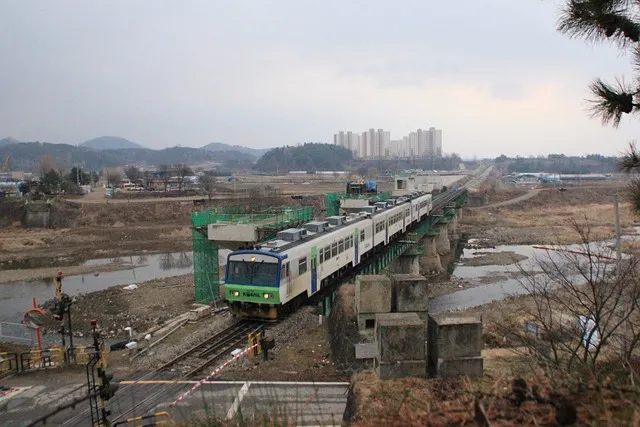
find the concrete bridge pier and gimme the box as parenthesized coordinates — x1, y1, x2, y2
(436, 224, 451, 255)
(390, 254, 420, 275)
(448, 216, 459, 242)
(420, 236, 442, 272)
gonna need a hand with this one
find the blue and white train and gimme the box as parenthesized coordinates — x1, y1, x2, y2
(224, 192, 433, 320)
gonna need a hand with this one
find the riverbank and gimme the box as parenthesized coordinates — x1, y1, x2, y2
(40, 274, 196, 338)
(0, 259, 138, 284)
(461, 184, 638, 246)
(0, 224, 193, 268)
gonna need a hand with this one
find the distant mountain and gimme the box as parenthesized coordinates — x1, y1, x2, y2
(254, 143, 353, 172)
(0, 137, 20, 147)
(0, 142, 255, 171)
(80, 136, 145, 150)
(201, 142, 271, 159)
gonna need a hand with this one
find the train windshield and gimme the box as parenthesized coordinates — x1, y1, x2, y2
(227, 261, 279, 287)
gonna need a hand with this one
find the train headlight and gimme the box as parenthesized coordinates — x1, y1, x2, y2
(231, 290, 240, 297)
(250, 256, 256, 262)
(263, 293, 272, 299)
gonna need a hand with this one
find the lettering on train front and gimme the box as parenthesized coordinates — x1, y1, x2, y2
(242, 291, 262, 298)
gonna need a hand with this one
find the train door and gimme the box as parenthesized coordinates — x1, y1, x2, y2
(311, 247, 318, 294)
(353, 228, 359, 265)
(282, 261, 291, 297)
(385, 218, 389, 244)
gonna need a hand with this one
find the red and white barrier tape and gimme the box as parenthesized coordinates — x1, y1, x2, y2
(170, 343, 259, 407)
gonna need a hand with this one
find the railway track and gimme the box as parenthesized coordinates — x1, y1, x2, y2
(104, 320, 266, 425)
(157, 319, 265, 377)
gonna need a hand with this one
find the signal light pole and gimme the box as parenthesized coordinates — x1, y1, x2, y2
(88, 319, 119, 426)
(53, 272, 75, 363)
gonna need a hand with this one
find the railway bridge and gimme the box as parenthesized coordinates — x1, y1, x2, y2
(190, 170, 483, 306)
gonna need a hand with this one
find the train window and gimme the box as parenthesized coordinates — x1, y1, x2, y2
(331, 242, 338, 257)
(299, 257, 307, 275)
(338, 239, 344, 253)
(360, 230, 365, 241)
(319, 250, 324, 264)
(324, 246, 330, 261)
(349, 235, 354, 247)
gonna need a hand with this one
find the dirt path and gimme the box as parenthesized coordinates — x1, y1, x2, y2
(471, 189, 543, 209)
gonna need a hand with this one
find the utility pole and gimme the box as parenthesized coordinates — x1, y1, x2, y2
(614, 193, 622, 264)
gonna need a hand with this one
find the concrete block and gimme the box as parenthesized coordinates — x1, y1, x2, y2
(393, 274, 429, 313)
(188, 305, 212, 321)
(356, 275, 392, 316)
(428, 315, 482, 366)
(436, 356, 483, 378)
(356, 343, 378, 368)
(357, 313, 378, 332)
(376, 312, 426, 363)
(376, 360, 427, 379)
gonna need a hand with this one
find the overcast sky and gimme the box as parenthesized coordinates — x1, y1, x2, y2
(1, 1, 639, 157)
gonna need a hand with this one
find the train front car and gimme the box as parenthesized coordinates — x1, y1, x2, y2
(224, 250, 285, 320)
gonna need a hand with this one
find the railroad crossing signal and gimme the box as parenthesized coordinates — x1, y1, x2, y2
(88, 319, 119, 426)
(98, 368, 119, 401)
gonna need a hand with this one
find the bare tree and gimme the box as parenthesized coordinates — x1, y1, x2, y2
(142, 170, 153, 190)
(104, 168, 123, 188)
(499, 218, 640, 377)
(199, 172, 217, 201)
(39, 155, 55, 177)
(158, 164, 172, 192)
(124, 165, 141, 184)
(175, 163, 193, 191)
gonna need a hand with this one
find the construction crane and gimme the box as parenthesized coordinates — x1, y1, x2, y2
(0, 156, 10, 173)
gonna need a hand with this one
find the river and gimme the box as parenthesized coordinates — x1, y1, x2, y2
(0, 250, 231, 323)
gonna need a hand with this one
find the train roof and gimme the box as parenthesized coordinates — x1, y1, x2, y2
(244, 192, 432, 254)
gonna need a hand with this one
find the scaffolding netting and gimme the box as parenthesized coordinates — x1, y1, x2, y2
(191, 206, 313, 303)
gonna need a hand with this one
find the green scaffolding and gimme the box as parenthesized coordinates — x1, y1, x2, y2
(192, 228, 219, 303)
(191, 205, 313, 303)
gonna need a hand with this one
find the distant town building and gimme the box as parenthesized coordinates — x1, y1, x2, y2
(333, 127, 441, 159)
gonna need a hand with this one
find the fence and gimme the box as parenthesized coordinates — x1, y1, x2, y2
(0, 321, 35, 345)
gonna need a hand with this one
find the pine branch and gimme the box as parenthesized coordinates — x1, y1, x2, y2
(587, 78, 639, 126)
(626, 177, 640, 214)
(558, 0, 640, 46)
(619, 141, 640, 171)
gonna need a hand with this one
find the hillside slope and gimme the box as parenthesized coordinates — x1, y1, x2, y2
(0, 142, 255, 170)
(80, 136, 145, 150)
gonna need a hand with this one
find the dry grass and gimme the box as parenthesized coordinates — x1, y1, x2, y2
(349, 368, 640, 425)
(462, 185, 639, 245)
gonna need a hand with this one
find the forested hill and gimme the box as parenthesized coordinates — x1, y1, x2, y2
(254, 143, 353, 172)
(0, 142, 255, 170)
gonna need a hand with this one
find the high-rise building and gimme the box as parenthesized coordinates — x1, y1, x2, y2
(334, 127, 440, 159)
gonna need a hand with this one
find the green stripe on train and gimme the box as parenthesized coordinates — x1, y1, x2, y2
(225, 284, 281, 304)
